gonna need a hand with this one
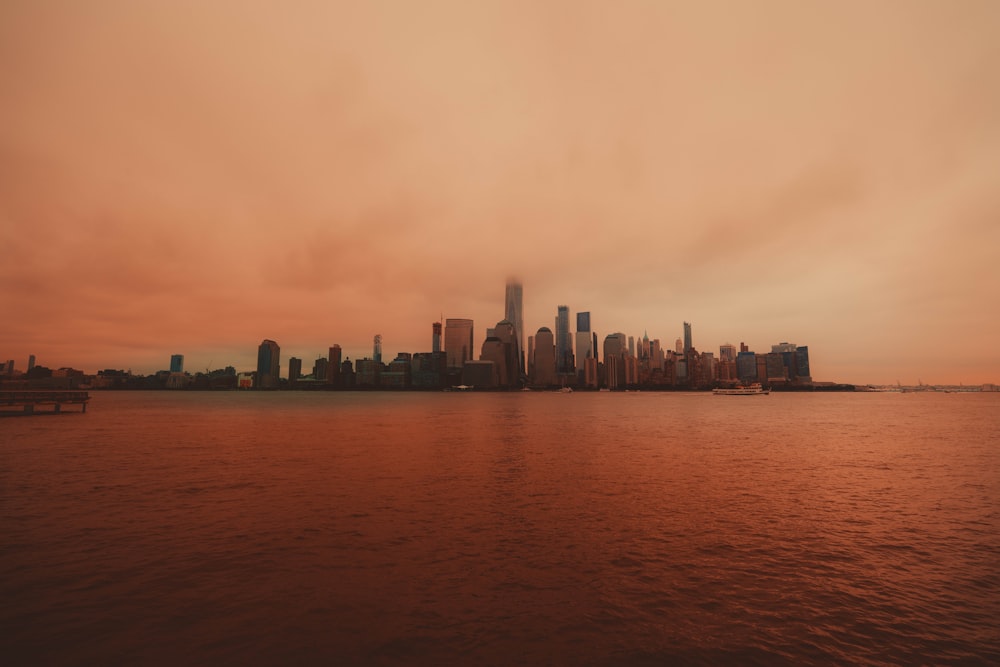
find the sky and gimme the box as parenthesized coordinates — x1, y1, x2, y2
(2, 0, 998, 384)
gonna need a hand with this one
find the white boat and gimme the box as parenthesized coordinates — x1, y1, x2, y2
(713, 383, 769, 395)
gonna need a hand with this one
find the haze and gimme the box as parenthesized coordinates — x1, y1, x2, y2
(2, 0, 998, 384)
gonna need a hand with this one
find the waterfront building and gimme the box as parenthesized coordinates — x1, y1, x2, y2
(432, 322, 442, 353)
(170, 354, 184, 373)
(355, 358, 382, 387)
(328, 345, 342, 385)
(505, 279, 525, 373)
(575, 311, 592, 373)
(313, 357, 329, 381)
(445, 318, 474, 369)
(719, 343, 737, 363)
(532, 327, 557, 387)
(373, 334, 382, 363)
(28, 354, 36, 371)
(771, 342, 810, 382)
(796, 346, 811, 381)
(256, 339, 280, 389)
(480, 319, 520, 388)
(765, 352, 786, 383)
(381, 354, 412, 388)
(555, 305, 573, 373)
(411, 351, 447, 388)
(603, 333, 627, 388)
(288, 357, 302, 382)
(584, 356, 599, 388)
(683, 322, 693, 354)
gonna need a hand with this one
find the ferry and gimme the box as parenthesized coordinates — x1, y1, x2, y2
(713, 383, 769, 396)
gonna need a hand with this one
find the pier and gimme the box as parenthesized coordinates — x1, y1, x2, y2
(0, 390, 90, 416)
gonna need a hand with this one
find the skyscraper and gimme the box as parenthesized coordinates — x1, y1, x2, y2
(683, 322, 693, 354)
(256, 339, 280, 389)
(170, 354, 184, 373)
(289, 357, 302, 382)
(432, 322, 442, 353)
(555, 305, 572, 373)
(373, 334, 382, 363)
(445, 318, 474, 369)
(328, 345, 342, 385)
(504, 279, 524, 373)
(532, 327, 557, 386)
(575, 311, 592, 373)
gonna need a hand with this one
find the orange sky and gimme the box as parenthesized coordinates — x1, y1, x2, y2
(2, 1, 998, 384)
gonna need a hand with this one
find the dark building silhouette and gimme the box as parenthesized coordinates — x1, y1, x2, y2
(328, 345, 342, 385)
(256, 339, 280, 389)
(289, 357, 302, 382)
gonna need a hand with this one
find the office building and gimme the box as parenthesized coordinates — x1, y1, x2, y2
(683, 322, 693, 354)
(432, 322, 442, 353)
(575, 311, 592, 373)
(532, 327, 557, 386)
(555, 305, 573, 373)
(28, 355, 35, 371)
(481, 319, 520, 388)
(289, 357, 302, 382)
(795, 346, 811, 381)
(328, 345, 342, 385)
(169, 354, 184, 373)
(505, 279, 525, 372)
(603, 332, 627, 388)
(313, 357, 329, 381)
(445, 318, 474, 369)
(719, 344, 737, 363)
(256, 339, 280, 389)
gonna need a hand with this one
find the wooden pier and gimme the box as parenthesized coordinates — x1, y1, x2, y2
(0, 390, 90, 416)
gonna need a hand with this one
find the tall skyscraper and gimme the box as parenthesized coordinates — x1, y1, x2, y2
(170, 354, 184, 373)
(719, 343, 737, 363)
(256, 339, 280, 388)
(432, 322, 442, 353)
(445, 318, 474, 369)
(603, 333, 627, 389)
(328, 345, 342, 384)
(575, 311, 592, 373)
(373, 334, 382, 363)
(555, 305, 572, 373)
(504, 279, 524, 373)
(683, 322, 693, 354)
(28, 354, 35, 371)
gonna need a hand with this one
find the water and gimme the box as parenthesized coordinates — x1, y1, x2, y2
(2, 391, 998, 665)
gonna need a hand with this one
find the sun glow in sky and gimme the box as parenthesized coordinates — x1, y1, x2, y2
(2, 0, 998, 384)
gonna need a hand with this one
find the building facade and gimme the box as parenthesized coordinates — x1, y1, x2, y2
(445, 318, 474, 369)
(504, 279, 524, 373)
(256, 339, 280, 389)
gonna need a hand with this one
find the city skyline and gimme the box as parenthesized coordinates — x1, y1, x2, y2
(2, 2, 999, 385)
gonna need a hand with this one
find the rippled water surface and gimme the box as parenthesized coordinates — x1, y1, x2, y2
(2, 391, 998, 665)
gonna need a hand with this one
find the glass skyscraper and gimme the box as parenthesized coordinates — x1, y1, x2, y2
(256, 339, 280, 389)
(445, 318, 474, 369)
(575, 311, 592, 373)
(504, 279, 524, 373)
(555, 305, 572, 373)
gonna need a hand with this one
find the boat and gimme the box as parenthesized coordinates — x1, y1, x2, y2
(713, 383, 769, 395)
